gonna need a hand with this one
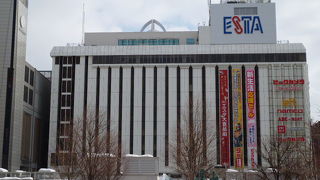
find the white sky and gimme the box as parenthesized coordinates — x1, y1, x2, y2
(26, 0, 320, 121)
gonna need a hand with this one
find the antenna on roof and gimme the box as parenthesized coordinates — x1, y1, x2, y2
(81, 2, 85, 45)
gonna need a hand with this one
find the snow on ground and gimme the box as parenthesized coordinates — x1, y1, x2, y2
(125, 154, 153, 157)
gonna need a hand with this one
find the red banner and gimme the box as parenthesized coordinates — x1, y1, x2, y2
(219, 70, 230, 166)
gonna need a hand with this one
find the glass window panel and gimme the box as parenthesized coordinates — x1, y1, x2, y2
(24, 86, 28, 103)
(28, 89, 33, 105)
(186, 38, 195, 45)
(24, 66, 29, 83)
(30, 70, 34, 86)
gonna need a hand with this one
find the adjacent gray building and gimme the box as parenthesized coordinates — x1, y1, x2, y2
(0, 0, 51, 171)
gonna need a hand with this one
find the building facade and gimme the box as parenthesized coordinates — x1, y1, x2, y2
(48, 1, 311, 174)
(0, 0, 51, 171)
(21, 63, 51, 171)
(0, 0, 29, 170)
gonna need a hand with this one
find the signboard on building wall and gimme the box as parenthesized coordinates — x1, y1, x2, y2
(272, 76, 306, 142)
(219, 70, 230, 166)
(246, 68, 258, 169)
(210, 3, 276, 44)
(232, 69, 244, 169)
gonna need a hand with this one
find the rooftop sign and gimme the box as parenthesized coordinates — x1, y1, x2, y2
(210, 3, 277, 44)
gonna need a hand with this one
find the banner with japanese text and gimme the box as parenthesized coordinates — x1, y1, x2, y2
(232, 69, 244, 169)
(219, 70, 230, 166)
(246, 68, 258, 169)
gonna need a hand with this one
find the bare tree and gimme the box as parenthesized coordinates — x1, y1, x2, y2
(171, 99, 216, 180)
(54, 125, 78, 180)
(295, 141, 320, 180)
(311, 121, 320, 169)
(55, 111, 123, 180)
(256, 135, 306, 180)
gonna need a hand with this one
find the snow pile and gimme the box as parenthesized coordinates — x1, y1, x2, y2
(0, 168, 8, 173)
(125, 154, 153, 158)
(15, 170, 26, 173)
(159, 174, 170, 180)
(226, 169, 239, 173)
(244, 169, 258, 173)
(38, 168, 56, 173)
(266, 168, 277, 172)
(87, 153, 115, 157)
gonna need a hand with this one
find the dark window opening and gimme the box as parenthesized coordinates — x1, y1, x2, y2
(28, 89, 33, 106)
(30, 70, 34, 86)
(92, 53, 306, 64)
(23, 86, 28, 103)
(130, 67, 135, 154)
(165, 67, 169, 166)
(24, 66, 29, 83)
(142, 67, 146, 155)
(153, 67, 157, 157)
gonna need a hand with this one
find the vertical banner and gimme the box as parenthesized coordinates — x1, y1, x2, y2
(219, 70, 230, 166)
(246, 68, 258, 169)
(232, 69, 244, 169)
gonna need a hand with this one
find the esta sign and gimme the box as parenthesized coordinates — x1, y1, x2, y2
(223, 16, 263, 34)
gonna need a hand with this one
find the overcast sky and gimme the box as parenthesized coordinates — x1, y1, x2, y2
(26, 0, 320, 121)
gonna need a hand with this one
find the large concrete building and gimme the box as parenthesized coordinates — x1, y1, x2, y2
(49, 0, 311, 174)
(0, 0, 51, 171)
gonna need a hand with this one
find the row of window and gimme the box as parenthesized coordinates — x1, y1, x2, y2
(118, 39, 180, 46)
(54, 56, 80, 65)
(91, 53, 306, 64)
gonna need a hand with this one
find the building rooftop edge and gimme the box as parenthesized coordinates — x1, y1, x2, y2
(50, 43, 306, 57)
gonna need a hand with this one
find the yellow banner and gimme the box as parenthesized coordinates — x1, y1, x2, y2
(232, 69, 244, 169)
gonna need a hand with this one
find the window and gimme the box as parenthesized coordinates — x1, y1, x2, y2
(67, 67, 72, 78)
(63, 57, 68, 64)
(186, 38, 195, 45)
(55, 57, 60, 65)
(234, 7, 258, 15)
(62, 81, 66, 92)
(58, 138, 70, 151)
(62, 95, 66, 107)
(24, 66, 29, 83)
(67, 57, 73, 64)
(30, 70, 34, 86)
(28, 89, 33, 105)
(67, 81, 72, 92)
(75, 57, 80, 64)
(62, 81, 72, 92)
(118, 39, 180, 46)
(90, 53, 306, 64)
(60, 124, 71, 136)
(62, 67, 67, 78)
(23, 86, 28, 103)
(61, 95, 71, 107)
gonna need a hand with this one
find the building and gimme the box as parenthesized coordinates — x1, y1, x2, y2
(0, 0, 51, 171)
(48, 0, 311, 174)
(21, 63, 51, 171)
